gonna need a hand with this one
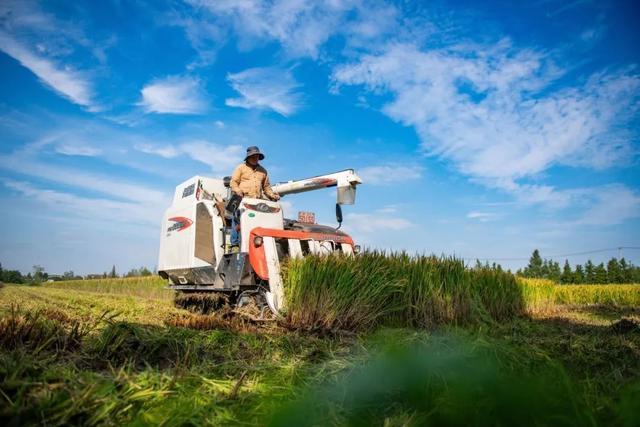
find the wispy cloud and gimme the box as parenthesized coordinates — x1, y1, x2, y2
(3, 179, 160, 226)
(574, 184, 640, 226)
(178, 140, 244, 174)
(0, 31, 96, 109)
(359, 164, 423, 185)
(139, 76, 208, 114)
(332, 41, 640, 202)
(176, 1, 397, 64)
(0, 154, 167, 205)
(134, 140, 244, 175)
(226, 67, 303, 116)
(467, 211, 500, 222)
(134, 143, 180, 159)
(54, 143, 102, 157)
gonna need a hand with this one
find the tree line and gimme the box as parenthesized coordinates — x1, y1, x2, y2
(0, 263, 155, 284)
(516, 250, 640, 284)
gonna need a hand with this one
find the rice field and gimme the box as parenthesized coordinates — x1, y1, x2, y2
(1, 255, 639, 425)
(284, 253, 522, 331)
(43, 276, 171, 300)
(518, 278, 640, 310)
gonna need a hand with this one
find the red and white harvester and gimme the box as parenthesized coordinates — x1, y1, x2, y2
(158, 169, 362, 316)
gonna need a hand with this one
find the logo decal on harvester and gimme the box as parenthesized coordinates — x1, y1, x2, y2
(167, 216, 193, 232)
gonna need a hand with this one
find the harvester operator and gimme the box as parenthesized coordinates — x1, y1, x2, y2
(229, 146, 280, 250)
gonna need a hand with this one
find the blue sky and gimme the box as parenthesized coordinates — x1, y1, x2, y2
(1, 0, 639, 275)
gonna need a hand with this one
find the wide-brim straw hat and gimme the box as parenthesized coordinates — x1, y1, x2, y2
(245, 145, 265, 161)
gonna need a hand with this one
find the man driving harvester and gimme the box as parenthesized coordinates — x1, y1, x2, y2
(229, 146, 280, 251)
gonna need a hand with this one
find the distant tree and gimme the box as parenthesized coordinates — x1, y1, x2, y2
(139, 267, 152, 276)
(125, 267, 153, 277)
(63, 271, 75, 280)
(594, 263, 608, 283)
(109, 265, 117, 278)
(548, 261, 562, 282)
(524, 250, 543, 278)
(102, 272, 107, 279)
(560, 260, 573, 284)
(584, 261, 595, 284)
(2, 269, 24, 284)
(630, 264, 640, 283)
(574, 264, 585, 283)
(619, 258, 632, 283)
(32, 265, 47, 284)
(541, 259, 551, 279)
(606, 258, 622, 284)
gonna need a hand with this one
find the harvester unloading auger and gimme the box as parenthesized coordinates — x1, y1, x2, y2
(158, 169, 362, 318)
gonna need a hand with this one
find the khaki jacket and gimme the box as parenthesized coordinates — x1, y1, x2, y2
(230, 162, 278, 200)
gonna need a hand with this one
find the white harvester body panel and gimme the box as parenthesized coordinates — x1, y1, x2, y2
(238, 198, 284, 252)
(158, 176, 228, 278)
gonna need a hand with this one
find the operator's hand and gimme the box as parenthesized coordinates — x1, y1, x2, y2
(235, 191, 244, 198)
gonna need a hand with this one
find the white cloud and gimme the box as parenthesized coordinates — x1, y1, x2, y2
(3, 179, 160, 226)
(182, 0, 396, 60)
(134, 143, 180, 159)
(345, 212, 413, 233)
(574, 185, 640, 226)
(466, 211, 499, 222)
(139, 76, 208, 114)
(226, 67, 303, 116)
(54, 143, 102, 157)
(332, 41, 640, 198)
(0, 31, 95, 109)
(0, 155, 168, 205)
(179, 140, 244, 174)
(359, 164, 423, 185)
(376, 204, 398, 214)
(214, 120, 225, 129)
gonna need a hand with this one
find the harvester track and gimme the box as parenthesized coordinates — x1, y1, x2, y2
(173, 291, 275, 322)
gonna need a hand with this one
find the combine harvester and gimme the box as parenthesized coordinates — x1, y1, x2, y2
(158, 169, 362, 317)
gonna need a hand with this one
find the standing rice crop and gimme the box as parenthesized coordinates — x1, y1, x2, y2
(518, 278, 640, 312)
(283, 252, 403, 331)
(283, 252, 524, 331)
(518, 278, 556, 314)
(554, 284, 640, 306)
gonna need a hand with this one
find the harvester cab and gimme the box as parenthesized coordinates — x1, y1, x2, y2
(158, 169, 362, 316)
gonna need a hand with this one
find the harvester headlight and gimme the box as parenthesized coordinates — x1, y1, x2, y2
(353, 245, 361, 254)
(253, 236, 263, 247)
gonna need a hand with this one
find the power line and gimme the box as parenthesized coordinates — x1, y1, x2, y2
(460, 246, 640, 262)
